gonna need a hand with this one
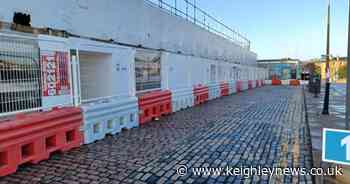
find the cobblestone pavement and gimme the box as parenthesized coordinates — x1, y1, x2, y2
(305, 84, 347, 184)
(306, 84, 346, 152)
(0, 86, 313, 184)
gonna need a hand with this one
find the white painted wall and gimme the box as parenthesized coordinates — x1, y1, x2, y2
(162, 51, 265, 89)
(0, 0, 257, 65)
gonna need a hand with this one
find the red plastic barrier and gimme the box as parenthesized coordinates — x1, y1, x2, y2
(261, 80, 264, 86)
(236, 81, 243, 92)
(138, 90, 172, 125)
(248, 80, 253, 89)
(194, 85, 209, 106)
(220, 82, 229, 97)
(272, 79, 282, 85)
(255, 80, 260, 88)
(289, 79, 300, 86)
(0, 107, 83, 177)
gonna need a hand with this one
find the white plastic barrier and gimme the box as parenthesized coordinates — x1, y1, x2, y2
(208, 82, 221, 100)
(281, 80, 290, 85)
(82, 97, 139, 144)
(228, 80, 237, 94)
(171, 88, 195, 112)
(265, 80, 272, 85)
(241, 80, 249, 91)
(300, 80, 309, 85)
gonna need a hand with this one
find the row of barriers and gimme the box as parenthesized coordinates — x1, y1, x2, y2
(0, 32, 304, 179)
(0, 32, 269, 177)
(268, 79, 301, 86)
(0, 79, 267, 176)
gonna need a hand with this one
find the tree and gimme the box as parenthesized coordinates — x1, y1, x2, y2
(338, 65, 347, 79)
(314, 65, 321, 77)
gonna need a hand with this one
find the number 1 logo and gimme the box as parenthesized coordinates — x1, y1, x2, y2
(323, 128, 350, 166)
(341, 135, 350, 161)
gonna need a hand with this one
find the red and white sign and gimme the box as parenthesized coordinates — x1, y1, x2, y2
(41, 51, 70, 96)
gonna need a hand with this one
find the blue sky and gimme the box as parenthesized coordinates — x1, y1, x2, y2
(189, 0, 348, 60)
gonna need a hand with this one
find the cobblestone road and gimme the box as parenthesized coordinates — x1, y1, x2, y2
(0, 86, 313, 184)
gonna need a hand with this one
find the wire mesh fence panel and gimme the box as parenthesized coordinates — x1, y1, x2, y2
(0, 35, 41, 114)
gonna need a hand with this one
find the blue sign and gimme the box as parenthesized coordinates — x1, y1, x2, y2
(323, 128, 350, 165)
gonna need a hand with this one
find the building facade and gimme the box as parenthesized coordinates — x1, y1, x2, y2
(0, 0, 268, 116)
(0, 0, 271, 177)
(257, 58, 301, 80)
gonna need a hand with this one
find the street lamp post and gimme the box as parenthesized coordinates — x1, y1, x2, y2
(346, 0, 350, 129)
(322, 0, 331, 115)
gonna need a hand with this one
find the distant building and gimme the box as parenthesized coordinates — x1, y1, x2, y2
(257, 58, 301, 80)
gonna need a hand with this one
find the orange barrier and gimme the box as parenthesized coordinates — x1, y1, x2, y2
(289, 79, 300, 86)
(272, 79, 282, 86)
(138, 90, 172, 125)
(236, 81, 243, 92)
(220, 82, 229, 97)
(0, 107, 83, 177)
(194, 85, 209, 106)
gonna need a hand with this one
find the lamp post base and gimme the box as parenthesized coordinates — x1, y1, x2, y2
(322, 82, 330, 115)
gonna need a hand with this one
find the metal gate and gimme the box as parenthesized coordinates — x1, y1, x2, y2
(0, 34, 41, 115)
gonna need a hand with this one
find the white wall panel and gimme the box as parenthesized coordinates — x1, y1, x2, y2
(189, 57, 208, 86)
(0, 0, 257, 65)
(163, 53, 191, 90)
